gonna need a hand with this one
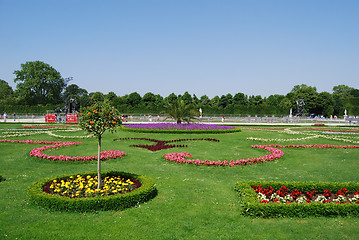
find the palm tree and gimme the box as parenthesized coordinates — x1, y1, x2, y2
(165, 99, 199, 124)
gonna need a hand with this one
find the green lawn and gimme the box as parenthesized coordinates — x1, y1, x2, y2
(1, 123, 359, 239)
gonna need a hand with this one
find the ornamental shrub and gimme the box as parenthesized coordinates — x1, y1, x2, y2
(28, 171, 157, 212)
(234, 180, 359, 218)
(78, 102, 121, 188)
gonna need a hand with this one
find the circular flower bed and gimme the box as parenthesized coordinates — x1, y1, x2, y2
(122, 123, 241, 133)
(28, 171, 157, 212)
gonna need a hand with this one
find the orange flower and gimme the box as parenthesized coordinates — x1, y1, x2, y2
(80, 113, 83, 116)
(88, 112, 91, 115)
(93, 110, 98, 114)
(112, 121, 116, 124)
(90, 121, 94, 124)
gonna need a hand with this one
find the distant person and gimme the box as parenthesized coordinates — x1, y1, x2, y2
(13, 112, 16, 121)
(3, 112, 7, 122)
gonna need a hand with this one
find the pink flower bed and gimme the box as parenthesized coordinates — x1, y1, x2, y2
(163, 144, 359, 167)
(23, 125, 78, 129)
(163, 145, 284, 167)
(1, 138, 126, 162)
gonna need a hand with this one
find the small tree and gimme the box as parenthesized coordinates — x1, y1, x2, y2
(78, 102, 121, 189)
(165, 99, 199, 124)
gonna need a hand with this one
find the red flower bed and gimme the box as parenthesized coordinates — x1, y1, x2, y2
(114, 137, 220, 152)
(252, 184, 359, 204)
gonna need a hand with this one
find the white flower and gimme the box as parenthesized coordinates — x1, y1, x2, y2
(315, 195, 327, 203)
(297, 196, 307, 204)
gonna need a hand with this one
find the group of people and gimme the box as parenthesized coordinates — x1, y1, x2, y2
(1, 112, 16, 122)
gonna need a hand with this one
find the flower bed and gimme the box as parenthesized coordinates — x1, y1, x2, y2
(28, 171, 157, 212)
(23, 125, 78, 129)
(253, 184, 359, 204)
(122, 123, 241, 134)
(163, 144, 359, 167)
(114, 137, 219, 151)
(44, 174, 140, 198)
(163, 145, 284, 167)
(1, 139, 126, 162)
(234, 180, 359, 217)
(30, 141, 126, 161)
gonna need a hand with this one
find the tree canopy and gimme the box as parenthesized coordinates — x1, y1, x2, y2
(13, 61, 66, 105)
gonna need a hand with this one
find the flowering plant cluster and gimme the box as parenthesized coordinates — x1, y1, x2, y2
(0, 139, 63, 144)
(43, 174, 139, 198)
(252, 185, 359, 204)
(266, 144, 359, 149)
(124, 123, 236, 130)
(163, 145, 284, 167)
(114, 137, 219, 152)
(163, 143, 359, 167)
(29, 141, 126, 161)
(0, 128, 94, 139)
(0, 138, 126, 162)
(23, 125, 77, 129)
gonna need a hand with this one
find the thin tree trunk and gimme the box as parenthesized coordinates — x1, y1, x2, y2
(97, 134, 102, 189)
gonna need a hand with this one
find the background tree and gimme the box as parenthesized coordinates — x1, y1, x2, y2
(0, 80, 16, 105)
(126, 92, 142, 108)
(105, 91, 120, 107)
(90, 91, 105, 103)
(78, 102, 121, 189)
(63, 84, 88, 102)
(13, 61, 66, 105)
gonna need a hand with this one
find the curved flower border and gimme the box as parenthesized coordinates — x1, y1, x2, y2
(163, 144, 359, 167)
(0, 128, 94, 139)
(0, 139, 126, 162)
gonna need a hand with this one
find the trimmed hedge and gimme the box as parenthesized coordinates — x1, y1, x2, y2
(120, 126, 241, 134)
(28, 171, 157, 212)
(234, 180, 359, 218)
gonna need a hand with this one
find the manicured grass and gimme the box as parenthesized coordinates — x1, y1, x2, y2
(1, 124, 359, 239)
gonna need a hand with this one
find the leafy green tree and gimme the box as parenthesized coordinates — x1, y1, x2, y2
(105, 92, 120, 107)
(233, 93, 248, 105)
(333, 85, 353, 97)
(90, 92, 105, 103)
(0, 80, 15, 105)
(315, 92, 335, 116)
(181, 91, 193, 105)
(290, 84, 318, 114)
(13, 61, 66, 105)
(165, 99, 199, 124)
(78, 102, 121, 189)
(126, 92, 142, 107)
(165, 93, 178, 104)
(199, 95, 210, 106)
(63, 84, 88, 102)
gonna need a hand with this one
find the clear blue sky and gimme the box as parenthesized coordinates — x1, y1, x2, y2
(1, 0, 358, 98)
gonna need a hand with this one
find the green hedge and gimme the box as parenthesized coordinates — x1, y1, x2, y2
(28, 171, 157, 212)
(234, 180, 359, 218)
(120, 126, 241, 134)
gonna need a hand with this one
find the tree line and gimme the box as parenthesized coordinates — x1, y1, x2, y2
(1, 61, 358, 116)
